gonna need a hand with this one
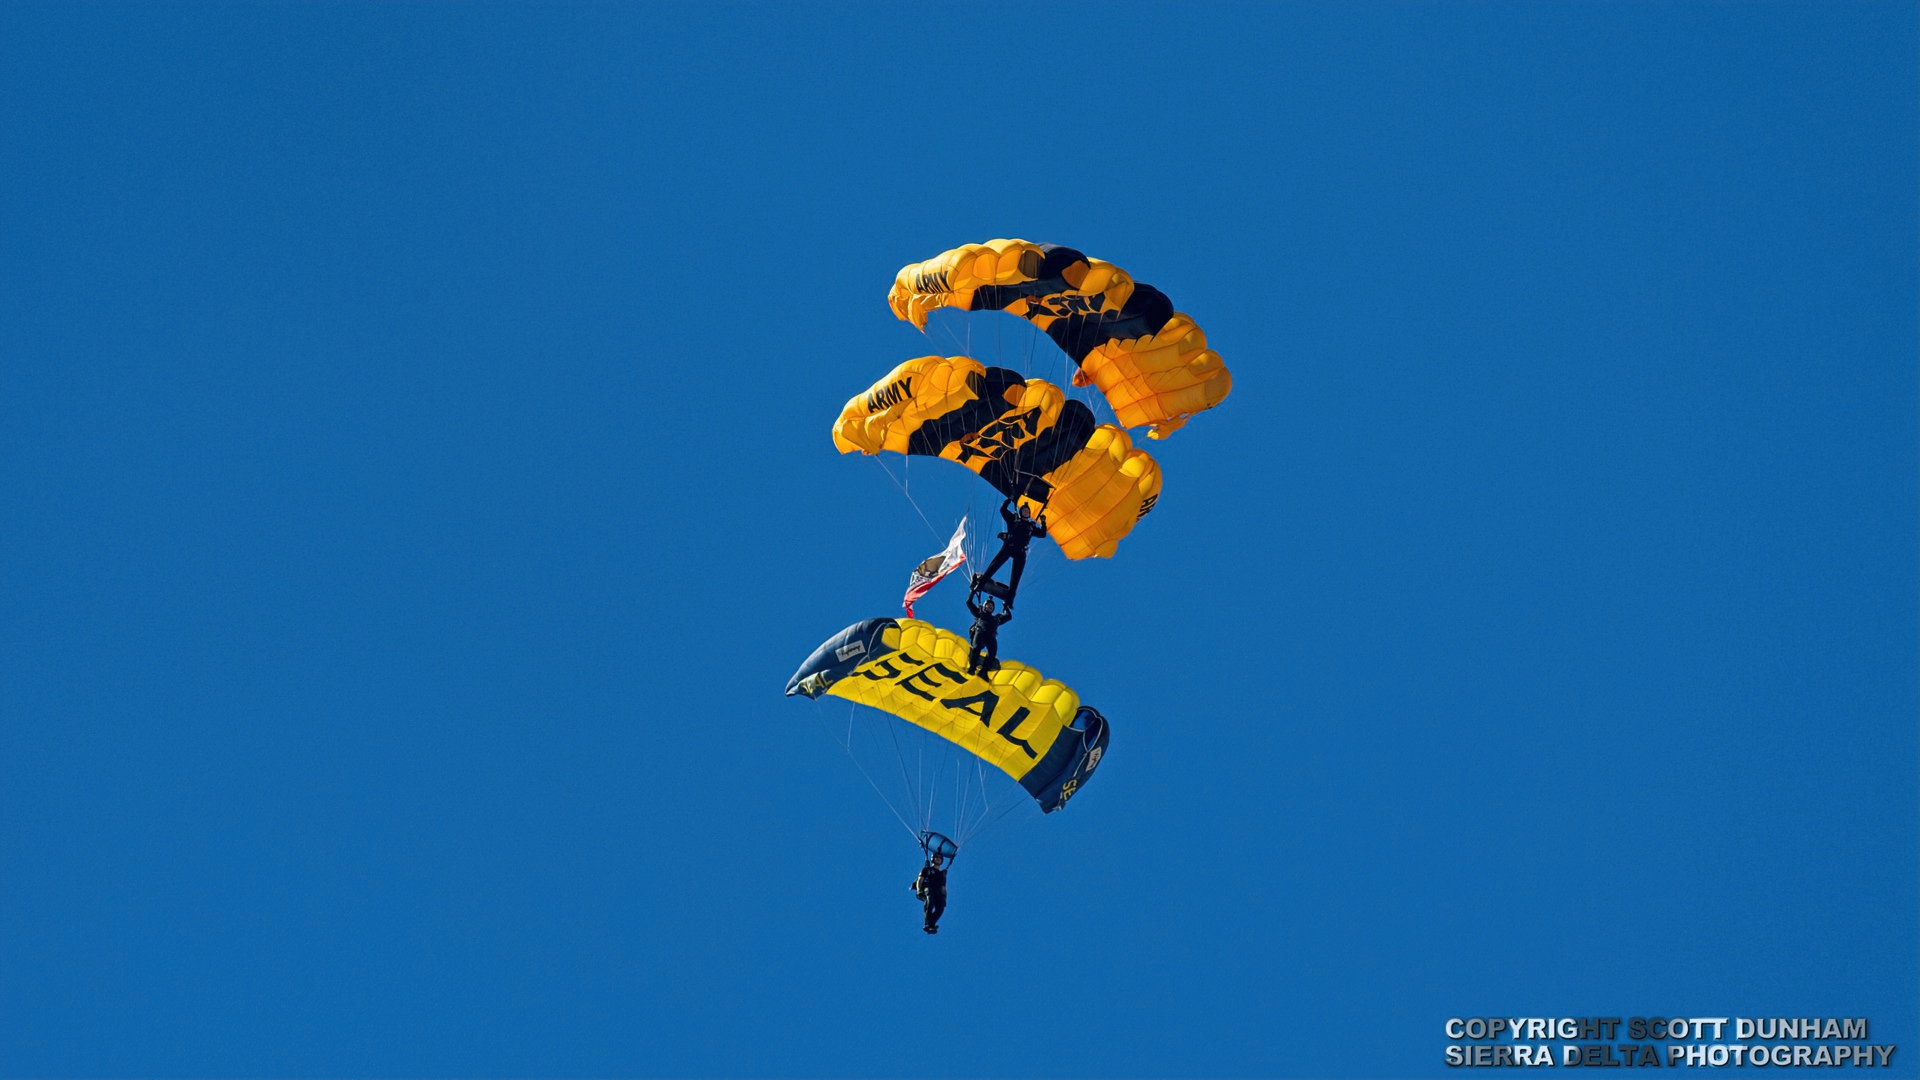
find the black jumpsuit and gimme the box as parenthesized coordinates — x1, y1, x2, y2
(966, 597, 1012, 677)
(913, 862, 948, 933)
(976, 501, 1045, 608)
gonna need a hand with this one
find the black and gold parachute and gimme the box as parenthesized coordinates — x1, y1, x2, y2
(888, 239, 1231, 440)
(833, 354, 1161, 560)
(786, 617, 1110, 813)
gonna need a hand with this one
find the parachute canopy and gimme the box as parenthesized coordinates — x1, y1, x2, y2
(833, 354, 1161, 560)
(888, 239, 1231, 439)
(786, 618, 1110, 813)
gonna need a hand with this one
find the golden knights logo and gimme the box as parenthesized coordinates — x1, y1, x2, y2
(953, 408, 1041, 466)
(1027, 293, 1107, 318)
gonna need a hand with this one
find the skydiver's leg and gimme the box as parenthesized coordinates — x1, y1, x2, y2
(927, 894, 945, 930)
(976, 544, 1013, 590)
(1003, 548, 1028, 607)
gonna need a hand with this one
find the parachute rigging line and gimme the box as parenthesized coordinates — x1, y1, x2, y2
(871, 456, 940, 541)
(811, 680, 1032, 848)
(807, 697, 919, 842)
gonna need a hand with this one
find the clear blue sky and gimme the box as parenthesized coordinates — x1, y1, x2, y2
(2, 3, 1914, 1077)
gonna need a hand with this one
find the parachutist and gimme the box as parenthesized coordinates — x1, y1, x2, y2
(972, 499, 1046, 612)
(912, 854, 948, 933)
(965, 594, 1013, 677)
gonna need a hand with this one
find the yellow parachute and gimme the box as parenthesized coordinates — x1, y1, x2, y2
(786, 617, 1110, 814)
(888, 239, 1231, 439)
(833, 354, 1161, 560)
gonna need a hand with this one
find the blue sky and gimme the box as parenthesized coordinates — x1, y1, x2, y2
(2, 3, 1914, 1077)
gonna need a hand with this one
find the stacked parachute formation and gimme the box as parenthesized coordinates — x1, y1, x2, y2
(787, 240, 1229, 931)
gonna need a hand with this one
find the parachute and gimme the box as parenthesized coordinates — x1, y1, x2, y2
(888, 239, 1231, 439)
(832, 354, 1161, 560)
(787, 617, 1110, 817)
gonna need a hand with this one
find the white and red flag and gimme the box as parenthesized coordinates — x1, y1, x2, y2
(903, 520, 968, 617)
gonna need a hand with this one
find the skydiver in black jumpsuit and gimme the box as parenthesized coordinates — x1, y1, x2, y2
(965, 593, 1013, 677)
(971, 498, 1046, 614)
(912, 855, 948, 934)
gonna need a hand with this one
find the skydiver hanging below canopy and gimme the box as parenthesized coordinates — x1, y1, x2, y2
(911, 834, 954, 934)
(970, 497, 1047, 614)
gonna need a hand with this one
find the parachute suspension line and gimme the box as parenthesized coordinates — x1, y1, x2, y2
(996, 305, 1012, 378)
(872, 456, 940, 540)
(958, 755, 984, 846)
(806, 698, 918, 843)
(953, 760, 972, 846)
(1069, 311, 1096, 415)
(964, 465, 984, 571)
(853, 700, 924, 839)
(880, 699, 926, 833)
(950, 758, 993, 844)
(923, 742, 940, 837)
(915, 723, 928, 831)
(1006, 306, 1037, 384)
(1060, 300, 1114, 422)
(1054, 321, 1077, 418)
(972, 756, 993, 840)
(934, 318, 965, 360)
(952, 756, 968, 843)
(977, 787, 1030, 840)
(950, 756, 1026, 850)
(969, 759, 996, 843)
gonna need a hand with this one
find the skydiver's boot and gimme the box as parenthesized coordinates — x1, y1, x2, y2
(970, 575, 1014, 604)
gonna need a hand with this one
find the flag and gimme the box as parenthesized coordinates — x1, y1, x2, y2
(903, 520, 968, 617)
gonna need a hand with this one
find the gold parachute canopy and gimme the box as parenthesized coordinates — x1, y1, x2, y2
(785, 617, 1111, 814)
(888, 239, 1231, 440)
(833, 355, 1161, 560)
